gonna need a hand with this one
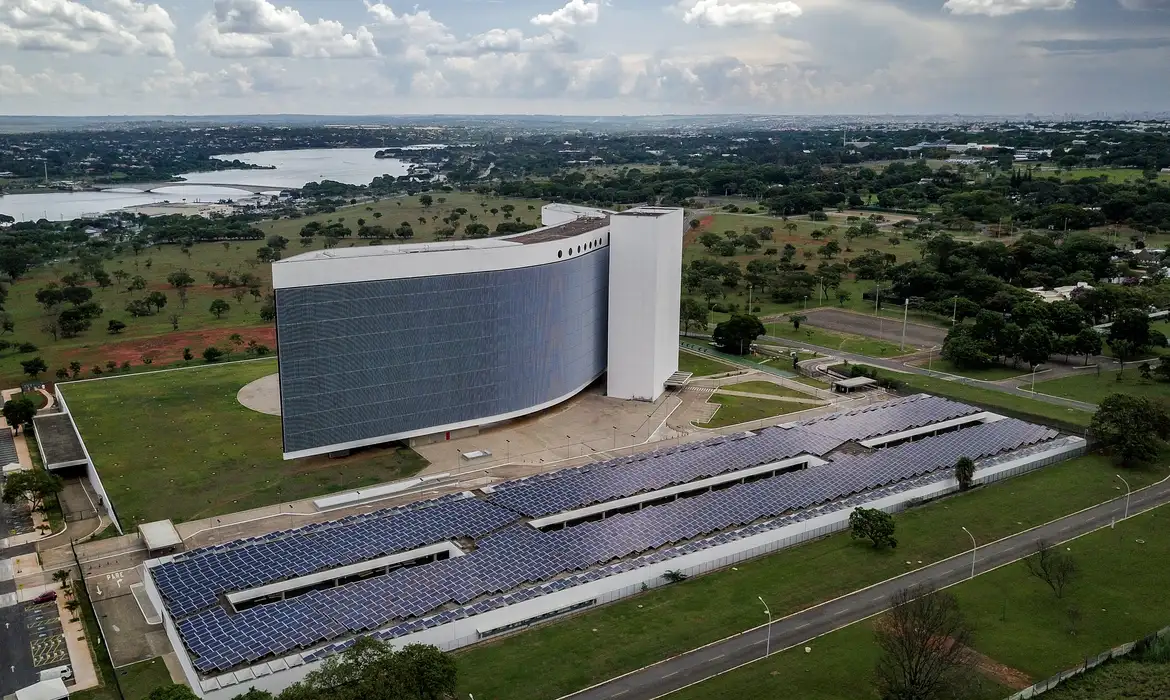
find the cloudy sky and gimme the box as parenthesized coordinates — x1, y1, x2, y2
(0, 0, 1168, 116)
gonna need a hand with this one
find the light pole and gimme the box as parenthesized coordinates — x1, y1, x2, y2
(758, 596, 772, 657)
(748, 284, 753, 312)
(961, 526, 976, 580)
(952, 296, 958, 326)
(1116, 474, 1131, 519)
(613, 426, 618, 450)
(1030, 364, 1038, 393)
(900, 298, 909, 351)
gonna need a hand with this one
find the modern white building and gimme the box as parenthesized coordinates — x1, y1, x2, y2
(271, 204, 683, 459)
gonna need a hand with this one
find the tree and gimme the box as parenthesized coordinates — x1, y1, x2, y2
(712, 314, 765, 355)
(790, 314, 807, 330)
(849, 507, 897, 548)
(61, 286, 92, 306)
(68, 361, 81, 379)
(1, 468, 63, 512)
(954, 456, 975, 491)
(21, 356, 47, 379)
(1090, 393, 1170, 467)
(1074, 327, 1102, 365)
(874, 585, 975, 700)
(419, 194, 433, 207)
(202, 347, 226, 363)
(1109, 307, 1150, 350)
(679, 298, 707, 337)
(182, 347, 193, 362)
(127, 275, 147, 293)
(145, 684, 199, 700)
(265, 234, 289, 251)
(836, 289, 852, 306)
(1109, 339, 1136, 376)
(1017, 324, 1053, 369)
(818, 239, 841, 260)
(209, 299, 230, 319)
(256, 246, 281, 263)
(147, 291, 168, 313)
(2, 396, 37, 434)
(107, 319, 126, 335)
(1024, 540, 1078, 598)
(166, 270, 194, 290)
(35, 285, 64, 312)
(699, 231, 721, 250)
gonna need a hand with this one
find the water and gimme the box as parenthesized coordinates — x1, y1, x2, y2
(0, 147, 414, 221)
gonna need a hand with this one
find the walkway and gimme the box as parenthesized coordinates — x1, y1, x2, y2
(563, 476, 1170, 700)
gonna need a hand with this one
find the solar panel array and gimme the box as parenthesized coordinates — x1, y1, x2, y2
(171, 414, 1058, 674)
(153, 494, 520, 618)
(796, 394, 980, 441)
(485, 427, 843, 517)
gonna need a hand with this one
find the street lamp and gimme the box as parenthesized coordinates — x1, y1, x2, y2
(900, 298, 909, 352)
(1116, 474, 1131, 519)
(748, 283, 754, 311)
(758, 596, 772, 657)
(961, 526, 977, 580)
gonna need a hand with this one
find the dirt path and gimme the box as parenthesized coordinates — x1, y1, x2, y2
(964, 647, 1033, 690)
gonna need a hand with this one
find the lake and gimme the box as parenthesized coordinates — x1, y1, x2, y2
(0, 147, 414, 221)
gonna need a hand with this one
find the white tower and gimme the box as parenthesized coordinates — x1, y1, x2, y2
(606, 207, 684, 401)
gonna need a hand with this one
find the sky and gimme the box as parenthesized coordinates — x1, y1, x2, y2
(0, 0, 1169, 116)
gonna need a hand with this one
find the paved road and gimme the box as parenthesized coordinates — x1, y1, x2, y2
(564, 477, 1170, 700)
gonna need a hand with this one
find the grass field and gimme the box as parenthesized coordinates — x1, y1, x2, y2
(61, 360, 426, 527)
(678, 349, 737, 377)
(721, 380, 816, 399)
(0, 191, 544, 385)
(913, 357, 1028, 381)
(698, 394, 820, 428)
(873, 369, 1095, 427)
(1031, 370, 1170, 405)
(455, 454, 1166, 700)
(670, 505, 1170, 700)
(1041, 661, 1170, 700)
(1041, 167, 1170, 184)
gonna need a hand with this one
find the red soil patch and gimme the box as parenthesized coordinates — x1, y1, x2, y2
(61, 327, 277, 366)
(683, 215, 715, 247)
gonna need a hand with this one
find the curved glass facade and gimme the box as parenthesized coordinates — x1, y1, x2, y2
(275, 248, 609, 456)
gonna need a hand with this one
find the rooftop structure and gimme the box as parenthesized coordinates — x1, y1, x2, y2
(31, 412, 88, 470)
(1027, 282, 1093, 303)
(142, 394, 1083, 699)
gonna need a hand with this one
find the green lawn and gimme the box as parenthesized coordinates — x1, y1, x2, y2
(456, 454, 1166, 700)
(1041, 661, 1170, 700)
(62, 360, 427, 527)
(678, 348, 737, 377)
(873, 369, 1095, 428)
(671, 505, 1170, 700)
(913, 357, 1028, 381)
(669, 621, 1007, 700)
(721, 380, 818, 399)
(698, 394, 820, 428)
(1031, 370, 1170, 405)
(792, 376, 831, 389)
(0, 192, 544, 386)
(762, 320, 905, 358)
(72, 658, 174, 700)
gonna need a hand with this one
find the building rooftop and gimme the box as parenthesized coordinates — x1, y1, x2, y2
(505, 216, 608, 243)
(31, 412, 87, 470)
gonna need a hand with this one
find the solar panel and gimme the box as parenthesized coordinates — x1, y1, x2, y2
(159, 399, 1062, 675)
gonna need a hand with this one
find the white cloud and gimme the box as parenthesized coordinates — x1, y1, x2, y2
(0, 63, 95, 96)
(531, 0, 601, 29)
(1117, 0, 1170, 9)
(197, 0, 378, 58)
(365, 1, 451, 43)
(680, 0, 803, 27)
(0, 64, 34, 95)
(140, 60, 294, 98)
(0, 0, 175, 56)
(943, 0, 1076, 17)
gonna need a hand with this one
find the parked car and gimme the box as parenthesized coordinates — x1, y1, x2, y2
(31, 590, 57, 604)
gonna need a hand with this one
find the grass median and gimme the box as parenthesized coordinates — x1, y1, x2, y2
(1030, 370, 1170, 406)
(698, 394, 821, 428)
(873, 369, 1095, 428)
(678, 348, 738, 377)
(669, 501, 1170, 700)
(456, 454, 1165, 700)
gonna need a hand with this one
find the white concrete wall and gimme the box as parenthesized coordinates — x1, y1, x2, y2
(607, 209, 684, 401)
(52, 386, 122, 534)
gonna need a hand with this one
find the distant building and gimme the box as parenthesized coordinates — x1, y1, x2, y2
(1027, 282, 1093, 303)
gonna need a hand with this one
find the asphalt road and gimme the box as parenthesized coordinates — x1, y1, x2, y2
(564, 477, 1170, 700)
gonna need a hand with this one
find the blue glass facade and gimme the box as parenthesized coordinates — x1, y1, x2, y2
(276, 248, 609, 456)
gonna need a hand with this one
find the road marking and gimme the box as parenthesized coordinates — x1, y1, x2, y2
(708, 654, 725, 660)
(662, 672, 678, 678)
(610, 691, 628, 697)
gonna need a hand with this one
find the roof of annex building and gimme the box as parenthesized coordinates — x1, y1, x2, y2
(276, 215, 611, 265)
(149, 394, 1071, 679)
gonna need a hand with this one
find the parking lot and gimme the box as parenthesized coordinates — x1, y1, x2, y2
(0, 597, 71, 695)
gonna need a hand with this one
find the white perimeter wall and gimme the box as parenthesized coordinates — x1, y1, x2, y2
(173, 436, 1086, 700)
(541, 203, 614, 227)
(52, 386, 122, 534)
(607, 209, 683, 401)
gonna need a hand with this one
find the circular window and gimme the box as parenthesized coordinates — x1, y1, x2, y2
(567, 248, 571, 256)
(558, 251, 563, 259)
(577, 245, 582, 254)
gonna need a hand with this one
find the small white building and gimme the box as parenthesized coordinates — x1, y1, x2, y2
(1027, 282, 1093, 303)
